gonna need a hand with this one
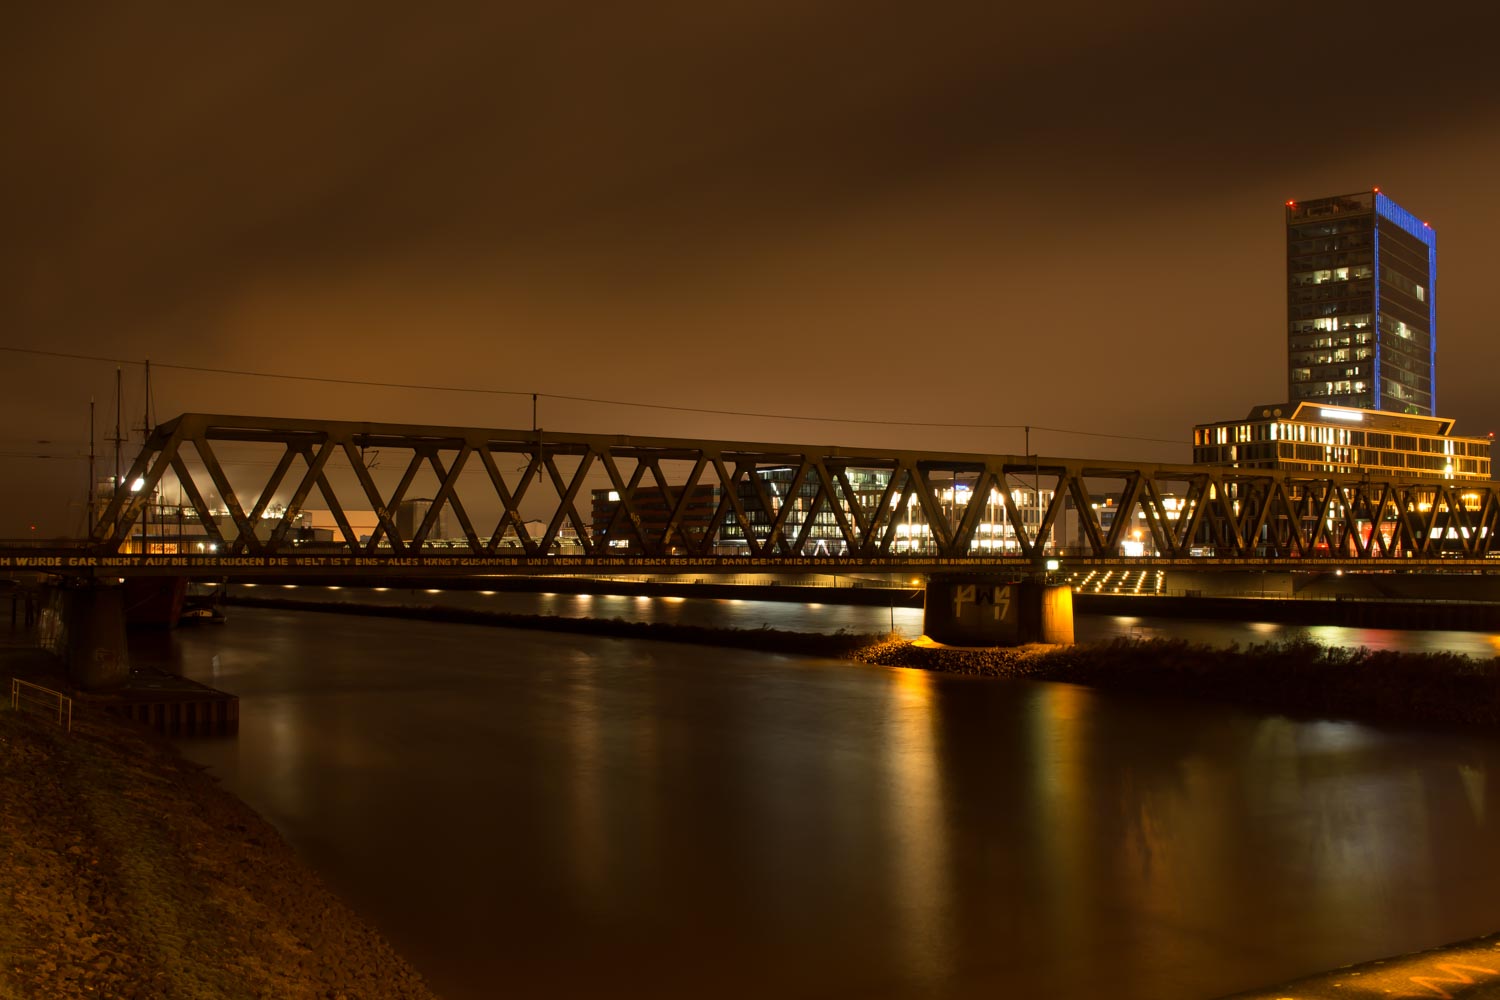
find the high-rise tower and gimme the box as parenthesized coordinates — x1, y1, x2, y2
(1286, 190, 1436, 415)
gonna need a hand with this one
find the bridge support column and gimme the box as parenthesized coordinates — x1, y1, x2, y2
(922, 574, 1074, 647)
(39, 583, 130, 690)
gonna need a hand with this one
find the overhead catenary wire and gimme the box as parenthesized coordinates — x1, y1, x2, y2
(0, 344, 1187, 447)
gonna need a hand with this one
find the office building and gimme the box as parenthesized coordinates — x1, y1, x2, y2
(591, 485, 717, 553)
(1193, 402, 1490, 480)
(1287, 190, 1436, 415)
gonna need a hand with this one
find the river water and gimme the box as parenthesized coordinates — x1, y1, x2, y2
(233, 582, 1500, 657)
(139, 595, 1500, 1000)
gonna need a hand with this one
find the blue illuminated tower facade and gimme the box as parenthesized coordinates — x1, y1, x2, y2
(1286, 190, 1437, 416)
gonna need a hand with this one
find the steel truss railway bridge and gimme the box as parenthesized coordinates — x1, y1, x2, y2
(3, 413, 1497, 580)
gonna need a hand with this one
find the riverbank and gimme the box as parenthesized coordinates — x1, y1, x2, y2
(0, 648, 438, 1000)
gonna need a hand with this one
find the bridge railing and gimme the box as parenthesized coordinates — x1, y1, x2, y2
(77, 413, 1500, 570)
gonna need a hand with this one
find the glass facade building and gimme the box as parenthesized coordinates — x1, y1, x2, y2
(715, 468, 1053, 556)
(1287, 190, 1437, 415)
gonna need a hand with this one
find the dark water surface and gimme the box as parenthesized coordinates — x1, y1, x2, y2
(236, 582, 1500, 657)
(153, 607, 1500, 1000)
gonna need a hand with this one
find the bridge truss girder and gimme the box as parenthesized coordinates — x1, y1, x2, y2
(79, 413, 1500, 573)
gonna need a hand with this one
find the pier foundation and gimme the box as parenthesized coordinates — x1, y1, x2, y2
(923, 574, 1074, 647)
(39, 583, 131, 690)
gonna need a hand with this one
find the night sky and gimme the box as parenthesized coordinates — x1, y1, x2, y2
(4, 3, 1499, 535)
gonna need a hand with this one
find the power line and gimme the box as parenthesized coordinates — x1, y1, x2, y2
(0, 344, 1188, 447)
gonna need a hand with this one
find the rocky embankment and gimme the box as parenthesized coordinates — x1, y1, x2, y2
(853, 635, 1500, 730)
(0, 650, 437, 1000)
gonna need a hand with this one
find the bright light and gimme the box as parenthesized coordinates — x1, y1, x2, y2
(1045, 559, 1060, 571)
(129, 477, 145, 492)
(1319, 408, 1363, 423)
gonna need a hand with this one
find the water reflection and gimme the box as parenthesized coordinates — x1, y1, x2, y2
(156, 609, 1500, 1000)
(1076, 612, 1500, 658)
(237, 584, 927, 638)
(883, 667, 951, 989)
(245, 585, 1500, 657)
(565, 658, 608, 916)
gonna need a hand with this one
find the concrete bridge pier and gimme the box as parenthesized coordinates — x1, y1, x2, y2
(922, 573, 1074, 647)
(40, 582, 131, 690)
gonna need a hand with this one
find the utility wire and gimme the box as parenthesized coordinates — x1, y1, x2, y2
(0, 344, 1188, 447)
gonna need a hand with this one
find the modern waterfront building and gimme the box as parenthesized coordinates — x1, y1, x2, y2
(714, 467, 1053, 556)
(591, 485, 717, 553)
(395, 498, 448, 542)
(1193, 402, 1491, 480)
(1286, 189, 1437, 415)
(590, 471, 1055, 556)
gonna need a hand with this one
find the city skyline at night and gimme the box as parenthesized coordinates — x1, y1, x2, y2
(3, 4, 1499, 536)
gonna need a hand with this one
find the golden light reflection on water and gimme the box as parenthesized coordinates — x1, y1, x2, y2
(1460, 765, 1487, 826)
(566, 671, 608, 914)
(884, 667, 952, 988)
(1028, 684, 1088, 946)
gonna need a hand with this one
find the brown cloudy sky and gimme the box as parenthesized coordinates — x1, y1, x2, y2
(3, 2, 1499, 533)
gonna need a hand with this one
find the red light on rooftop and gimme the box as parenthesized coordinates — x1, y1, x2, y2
(1373, 186, 1381, 192)
(1285, 200, 1296, 207)
(1424, 221, 1431, 228)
